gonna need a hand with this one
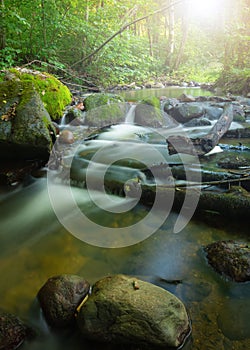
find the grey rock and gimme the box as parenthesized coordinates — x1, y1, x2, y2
(168, 102, 204, 123)
(204, 106, 223, 120)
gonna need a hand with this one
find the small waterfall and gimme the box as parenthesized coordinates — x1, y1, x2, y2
(125, 104, 136, 124)
(60, 113, 67, 126)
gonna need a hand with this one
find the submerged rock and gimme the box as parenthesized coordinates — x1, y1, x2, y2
(37, 274, 90, 328)
(205, 240, 250, 282)
(0, 310, 31, 350)
(77, 274, 191, 348)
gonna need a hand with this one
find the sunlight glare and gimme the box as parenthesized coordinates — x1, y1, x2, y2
(188, 0, 224, 19)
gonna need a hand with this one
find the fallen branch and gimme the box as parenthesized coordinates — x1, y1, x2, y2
(20, 60, 100, 89)
(167, 104, 233, 156)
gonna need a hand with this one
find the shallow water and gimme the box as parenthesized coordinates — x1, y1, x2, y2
(0, 174, 249, 350)
(1, 89, 250, 349)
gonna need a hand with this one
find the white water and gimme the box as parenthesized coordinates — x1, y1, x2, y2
(125, 104, 136, 124)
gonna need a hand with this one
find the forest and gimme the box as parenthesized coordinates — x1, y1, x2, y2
(0, 0, 249, 90)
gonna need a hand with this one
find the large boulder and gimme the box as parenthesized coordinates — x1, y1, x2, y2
(0, 310, 31, 350)
(1, 68, 72, 120)
(77, 274, 191, 348)
(37, 274, 90, 328)
(0, 80, 56, 160)
(134, 97, 165, 127)
(205, 240, 250, 282)
(84, 93, 126, 127)
(168, 102, 204, 123)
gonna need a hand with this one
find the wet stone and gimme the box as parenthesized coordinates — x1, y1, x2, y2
(0, 310, 30, 350)
(37, 274, 90, 328)
(204, 240, 250, 282)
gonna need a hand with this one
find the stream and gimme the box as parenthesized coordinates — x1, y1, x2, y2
(0, 87, 249, 350)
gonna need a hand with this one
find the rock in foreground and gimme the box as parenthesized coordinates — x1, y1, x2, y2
(37, 274, 90, 328)
(205, 240, 250, 282)
(77, 274, 191, 348)
(0, 310, 30, 350)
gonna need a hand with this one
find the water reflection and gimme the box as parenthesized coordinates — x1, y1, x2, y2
(119, 87, 212, 101)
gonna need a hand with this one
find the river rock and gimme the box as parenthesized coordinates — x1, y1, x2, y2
(232, 103, 246, 122)
(204, 105, 223, 120)
(178, 93, 196, 102)
(0, 310, 30, 350)
(84, 93, 126, 127)
(58, 129, 75, 144)
(77, 274, 191, 348)
(134, 97, 164, 127)
(37, 274, 90, 328)
(168, 102, 204, 123)
(0, 80, 55, 160)
(204, 240, 250, 282)
(184, 117, 211, 127)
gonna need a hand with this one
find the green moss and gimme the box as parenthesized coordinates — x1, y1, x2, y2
(84, 93, 125, 111)
(83, 93, 126, 127)
(135, 96, 163, 127)
(141, 96, 160, 109)
(2, 69, 71, 119)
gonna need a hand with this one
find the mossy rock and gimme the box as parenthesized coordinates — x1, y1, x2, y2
(141, 96, 160, 109)
(0, 68, 71, 119)
(205, 240, 250, 282)
(77, 274, 191, 348)
(134, 97, 164, 128)
(84, 93, 126, 127)
(0, 80, 55, 159)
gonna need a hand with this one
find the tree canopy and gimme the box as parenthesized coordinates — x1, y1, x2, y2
(0, 0, 249, 87)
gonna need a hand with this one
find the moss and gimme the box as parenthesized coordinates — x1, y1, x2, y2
(141, 96, 160, 109)
(233, 114, 245, 122)
(84, 93, 125, 111)
(0, 79, 55, 159)
(1, 68, 71, 119)
(83, 93, 126, 127)
(135, 96, 164, 127)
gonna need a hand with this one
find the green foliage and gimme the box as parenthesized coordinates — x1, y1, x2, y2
(0, 0, 249, 88)
(215, 68, 250, 96)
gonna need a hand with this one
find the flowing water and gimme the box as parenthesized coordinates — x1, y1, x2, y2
(0, 88, 250, 350)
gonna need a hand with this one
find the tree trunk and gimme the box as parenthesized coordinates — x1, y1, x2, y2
(165, 0, 175, 66)
(172, 2, 188, 70)
(146, 18, 153, 57)
(0, 0, 6, 50)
